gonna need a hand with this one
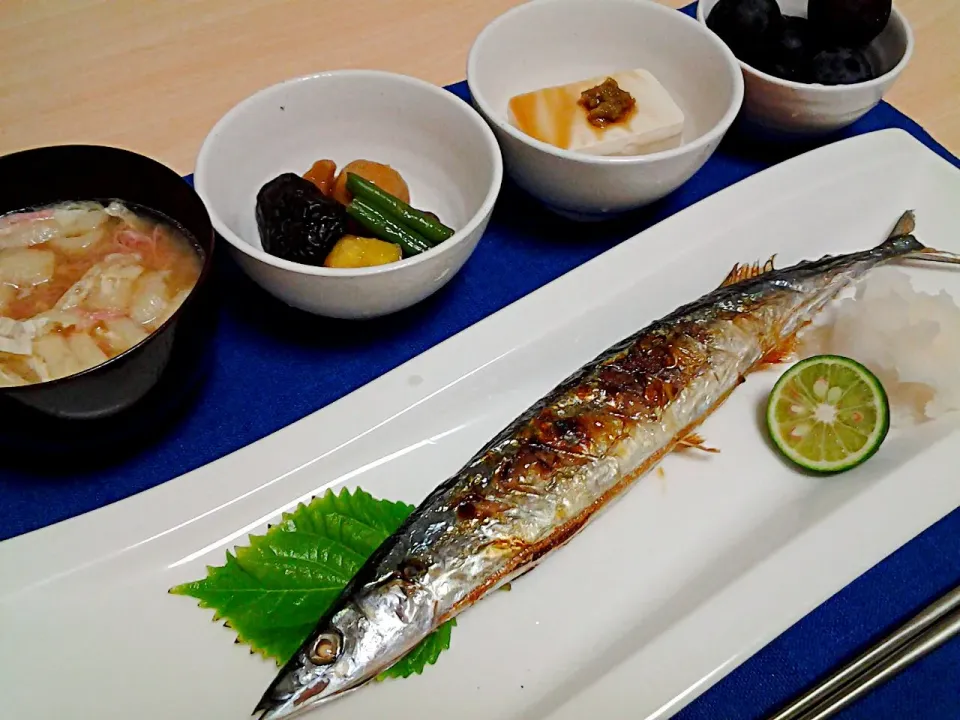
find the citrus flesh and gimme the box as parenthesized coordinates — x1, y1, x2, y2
(766, 354, 890, 473)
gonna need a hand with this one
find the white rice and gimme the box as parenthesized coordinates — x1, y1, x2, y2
(798, 267, 960, 427)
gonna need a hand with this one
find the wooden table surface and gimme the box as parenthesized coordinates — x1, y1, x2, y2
(1, 0, 957, 175)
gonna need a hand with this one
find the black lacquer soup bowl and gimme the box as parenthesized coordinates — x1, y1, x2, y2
(0, 145, 217, 459)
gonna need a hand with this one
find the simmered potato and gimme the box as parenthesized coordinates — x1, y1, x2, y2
(324, 235, 402, 269)
(332, 160, 410, 206)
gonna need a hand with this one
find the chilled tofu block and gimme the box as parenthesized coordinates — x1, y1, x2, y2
(507, 69, 685, 156)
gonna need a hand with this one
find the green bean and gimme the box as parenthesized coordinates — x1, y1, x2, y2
(345, 173, 455, 245)
(345, 198, 432, 257)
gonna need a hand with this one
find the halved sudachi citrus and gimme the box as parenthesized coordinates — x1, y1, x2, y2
(766, 354, 890, 473)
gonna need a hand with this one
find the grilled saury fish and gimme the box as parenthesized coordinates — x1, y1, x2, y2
(256, 211, 958, 719)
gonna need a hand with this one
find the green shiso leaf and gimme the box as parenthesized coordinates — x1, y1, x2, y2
(170, 487, 455, 679)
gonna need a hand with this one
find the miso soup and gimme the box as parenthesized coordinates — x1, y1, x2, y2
(0, 200, 203, 386)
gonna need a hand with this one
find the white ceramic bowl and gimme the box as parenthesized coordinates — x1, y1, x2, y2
(697, 0, 913, 138)
(466, 0, 743, 221)
(195, 70, 502, 319)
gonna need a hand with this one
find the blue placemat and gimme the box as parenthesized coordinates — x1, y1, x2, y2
(3, 4, 959, 718)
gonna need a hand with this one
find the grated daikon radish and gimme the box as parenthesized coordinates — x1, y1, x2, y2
(799, 267, 960, 426)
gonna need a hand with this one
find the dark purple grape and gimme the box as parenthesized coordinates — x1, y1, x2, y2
(808, 0, 892, 48)
(706, 0, 784, 68)
(256, 173, 347, 266)
(760, 57, 811, 82)
(811, 47, 875, 85)
(779, 17, 818, 71)
(757, 15, 819, 82)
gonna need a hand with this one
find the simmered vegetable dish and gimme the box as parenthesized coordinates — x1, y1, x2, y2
(255, 158, 455, 270)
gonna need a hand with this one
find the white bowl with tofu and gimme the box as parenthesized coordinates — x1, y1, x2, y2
(467, 0, 744, 220)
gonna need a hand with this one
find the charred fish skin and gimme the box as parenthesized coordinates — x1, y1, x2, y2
(256, 214, 953, 719)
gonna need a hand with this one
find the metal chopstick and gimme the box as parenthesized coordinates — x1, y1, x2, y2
(790, 608, 960, 720)
(765, 584, 960, 720)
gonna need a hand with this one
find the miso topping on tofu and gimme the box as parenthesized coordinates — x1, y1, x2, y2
(577, 77, 636, 128)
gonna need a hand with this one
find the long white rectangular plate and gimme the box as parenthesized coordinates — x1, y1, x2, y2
(2, 128, 959, 720)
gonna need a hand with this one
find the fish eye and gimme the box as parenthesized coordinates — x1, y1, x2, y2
(310, 632, 341, 665)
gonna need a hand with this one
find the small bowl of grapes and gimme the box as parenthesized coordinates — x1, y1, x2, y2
(697, 0, 913, 138)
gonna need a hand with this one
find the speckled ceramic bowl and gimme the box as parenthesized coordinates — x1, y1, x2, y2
(697, 0, 913, 138)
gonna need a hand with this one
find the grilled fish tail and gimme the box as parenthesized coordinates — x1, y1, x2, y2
(889, 209, 917, 238)
(882, 210, 960, 265)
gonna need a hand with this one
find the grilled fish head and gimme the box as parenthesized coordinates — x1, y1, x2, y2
(255, 575, 438, 719)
